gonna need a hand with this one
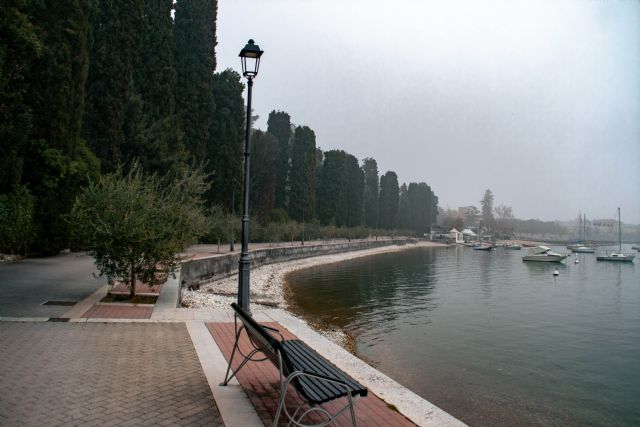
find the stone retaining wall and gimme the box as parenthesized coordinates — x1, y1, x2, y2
(180, 239, 416, 289)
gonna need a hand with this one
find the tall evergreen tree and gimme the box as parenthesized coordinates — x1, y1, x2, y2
(403, 182, 438, 235)
(267, 111, 292, 210)
(83, 0, 143, 173)
(0, 0, 42, 193)
(316, 150, 346, 226)
(174, 0, 217, 162)
(398, 183, 409, 230)
(126, 0, 186, 175)
(362, 158, 379, 228)
(249, 130, 279, 221)
(316, 150, 363, 227)
(378, 171, 399, 229)
(480, 189, 495, 230)
(289, 126, 316, 222)
(207, 69, 244, 209)
(344, 154, 364, 227)
(23, 0, 99, 252)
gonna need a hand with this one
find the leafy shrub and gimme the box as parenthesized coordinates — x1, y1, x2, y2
(0, 186, 36, 254)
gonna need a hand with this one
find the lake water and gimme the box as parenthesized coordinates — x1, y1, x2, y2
(285, 245, 640, 426)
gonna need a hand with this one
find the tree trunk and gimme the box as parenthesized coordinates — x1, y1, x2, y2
(130, 263, 136, 298)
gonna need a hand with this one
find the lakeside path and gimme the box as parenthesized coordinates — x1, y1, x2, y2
(182, 240, 449, 311)
(1, 241, 464, 427)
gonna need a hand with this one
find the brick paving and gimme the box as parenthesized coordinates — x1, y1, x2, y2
(207, 322, 416, 427)
(81, 304, 154, 319)
(0, 322, 222, 426)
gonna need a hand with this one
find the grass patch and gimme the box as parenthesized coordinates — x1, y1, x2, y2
(100, 294, 158, 304)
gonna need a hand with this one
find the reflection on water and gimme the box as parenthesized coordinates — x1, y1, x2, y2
(286, 246, 640, 426)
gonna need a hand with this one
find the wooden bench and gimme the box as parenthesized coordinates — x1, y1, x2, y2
(220, 303, 368, 426)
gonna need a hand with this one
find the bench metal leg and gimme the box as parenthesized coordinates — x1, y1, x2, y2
(220, 325, 259, 386)
(273, 367, 360, 427)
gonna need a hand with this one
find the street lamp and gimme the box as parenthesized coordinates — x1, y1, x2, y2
(237, 39, 263, 313)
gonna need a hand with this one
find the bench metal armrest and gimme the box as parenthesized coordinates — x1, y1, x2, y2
(261, 324, 285, 342)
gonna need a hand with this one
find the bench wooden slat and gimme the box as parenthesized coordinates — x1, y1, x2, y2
(282, 338, 367, 404)
(283, 340, 353, 400)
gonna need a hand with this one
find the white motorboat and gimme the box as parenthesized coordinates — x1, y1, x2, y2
(522, 246, 568, 262)
(571, 245, 595, 254)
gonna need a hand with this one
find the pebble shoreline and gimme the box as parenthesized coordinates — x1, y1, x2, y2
(182, 241, 446, 346)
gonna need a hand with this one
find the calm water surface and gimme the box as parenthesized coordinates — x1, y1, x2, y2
(286, 245, 640, 426)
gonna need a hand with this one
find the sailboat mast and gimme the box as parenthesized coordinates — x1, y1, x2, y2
(618, 207, 622, 252)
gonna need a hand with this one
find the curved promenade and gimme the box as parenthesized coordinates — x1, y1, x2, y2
(0, 240, 465, 426)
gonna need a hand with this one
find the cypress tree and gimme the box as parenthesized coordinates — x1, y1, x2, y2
(174, 0, 217, 162)
(83, 0, 143, 173)
(362, 158, 379, 228)
(289, 126, 316, 222)
(23, 0, 99, 252)
(316, 150, 346, 226)
(249, 130, 279, 221)
(207, 69, 244, 209)
(378, 171, 399, 229)
(127, 0, 187, 175)
(316, 150, 363, 227)
(344, 154, 364, 227)
(267, 111, 292, 210)
(0, 0, 42, 193)
(398, 183, 409, 230)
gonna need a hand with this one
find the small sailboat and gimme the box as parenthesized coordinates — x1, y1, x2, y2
(596, 208, 635, 263)
(568, 213, 594, 252)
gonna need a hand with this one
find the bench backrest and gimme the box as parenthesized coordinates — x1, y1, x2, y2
(231, 303, 281, 367)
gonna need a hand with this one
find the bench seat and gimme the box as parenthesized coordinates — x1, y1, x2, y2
(221, 303, 368, 426)
(282, 339, 367, 405)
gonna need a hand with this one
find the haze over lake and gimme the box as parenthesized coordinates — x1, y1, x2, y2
(216, 0, 640, 223)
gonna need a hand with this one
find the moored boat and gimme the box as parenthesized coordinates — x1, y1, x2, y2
(473, 244, 495, 251)
(504, 244, 522, 250)
(596, 208, 635, 263)
(571, 245, 595, 254)
(596, 252, 635, 262)
(522, 246, 568, 262)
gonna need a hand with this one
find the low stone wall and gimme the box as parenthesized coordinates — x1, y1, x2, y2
(180, 238, 416, 288)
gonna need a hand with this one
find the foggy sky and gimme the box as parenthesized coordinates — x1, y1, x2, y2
(215, 0, 640, 223)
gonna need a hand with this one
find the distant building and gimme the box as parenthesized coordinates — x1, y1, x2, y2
(461, 228, 477, 242)
(458, 206, 476, 216)
(449, 228, 464, 243)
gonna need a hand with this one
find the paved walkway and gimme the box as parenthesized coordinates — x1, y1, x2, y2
(0, 322, 222, 426)
(0, 251, 465, 427)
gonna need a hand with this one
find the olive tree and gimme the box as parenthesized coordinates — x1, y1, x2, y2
(69, 163, 208, 297)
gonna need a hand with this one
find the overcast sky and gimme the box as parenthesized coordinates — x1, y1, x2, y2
(216, 0, 640, 224)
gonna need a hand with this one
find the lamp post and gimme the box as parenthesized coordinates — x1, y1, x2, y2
(238, 39, 263, 312)
(229, 186, 234, 252)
